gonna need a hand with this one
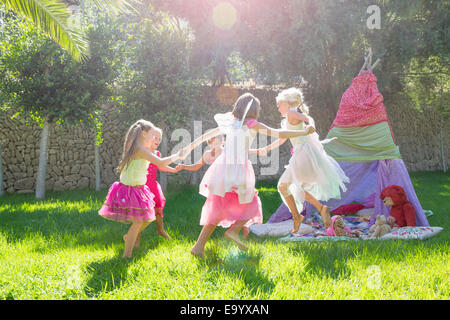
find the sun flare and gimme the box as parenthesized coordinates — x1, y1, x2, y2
(212, 2, 238, 30)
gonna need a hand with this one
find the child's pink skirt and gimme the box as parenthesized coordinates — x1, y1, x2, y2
(99, 182, 156, 224)
(200, 190, 263, 228)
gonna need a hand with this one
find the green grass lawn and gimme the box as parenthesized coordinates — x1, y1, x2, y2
(0, 171, 448, 300)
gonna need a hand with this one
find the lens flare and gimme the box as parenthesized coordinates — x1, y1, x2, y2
(212, 2, 237, 30)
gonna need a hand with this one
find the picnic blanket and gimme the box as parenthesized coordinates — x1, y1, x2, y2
(250, 211, 443, 242)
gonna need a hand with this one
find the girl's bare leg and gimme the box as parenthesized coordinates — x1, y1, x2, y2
(124, 220, 151, 248)
(224, 220, 249, 251)
(278, 183, 304, 233)
(242, 226, 250, 238)
(123, 222, 144, 258)
(155, 209, 171, 239)
(304, 191, 331, 228)
(191, 224, 216, 257)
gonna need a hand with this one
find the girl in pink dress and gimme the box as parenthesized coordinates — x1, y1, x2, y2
(98, 120, 188, 258)
(145, 128, 181, 240)
(177, 133, 266, 239)
(181, 93, 315, 257)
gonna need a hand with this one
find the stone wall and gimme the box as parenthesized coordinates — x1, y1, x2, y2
(0, 86, 448, 193)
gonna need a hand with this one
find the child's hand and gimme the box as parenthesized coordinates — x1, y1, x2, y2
(175, 164, 184, 172)
(305, 125, 316, 134)
(257, 148, 268, 156)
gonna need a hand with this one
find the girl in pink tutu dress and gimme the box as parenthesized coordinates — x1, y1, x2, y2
(256, 88, 349, 233)
(145, 128, 181, 240)
(177, 133, 266, 239)
(99, 119, 187, 258)
(181, 93, 315, 257)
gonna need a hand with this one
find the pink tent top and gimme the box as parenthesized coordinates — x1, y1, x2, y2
(330, 72, 389, 129)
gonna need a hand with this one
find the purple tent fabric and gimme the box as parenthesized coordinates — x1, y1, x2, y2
(267, 202, 298, 223)
(268, 159, 429, 227)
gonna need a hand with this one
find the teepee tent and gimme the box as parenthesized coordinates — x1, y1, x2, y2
(269, 54, 429, 227)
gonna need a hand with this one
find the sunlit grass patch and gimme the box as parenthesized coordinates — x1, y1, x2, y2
(0, 171, 448, 299)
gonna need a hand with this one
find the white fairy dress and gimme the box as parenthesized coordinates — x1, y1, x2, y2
(278, 111, 350, 214)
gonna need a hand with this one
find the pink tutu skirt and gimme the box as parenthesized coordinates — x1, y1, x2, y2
(99, 182, 156, 224)
(200, 191, 263, 228)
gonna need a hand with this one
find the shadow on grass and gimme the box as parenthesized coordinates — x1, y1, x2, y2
(285, 238, 448, 280)
(83, 255, 131, 298)
(195, 243, 276, 297)
(288, 242, 357, 279)
(0, 188, 199, 251)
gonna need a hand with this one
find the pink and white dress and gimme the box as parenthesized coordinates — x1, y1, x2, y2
(198, 112, 263, 228)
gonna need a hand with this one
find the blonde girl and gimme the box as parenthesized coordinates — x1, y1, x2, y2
(256, 88, 349, 233)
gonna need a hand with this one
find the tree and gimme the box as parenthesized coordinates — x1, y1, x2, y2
(150, 0, 243, 86)
(153, 1, 448, 118)
(0, 0, 136, 61)
(0, 138, 3, 196)
(0, 15, 115, 198)
(113, 8, 201, 132)
(234, 0, 449, 116)
(1, 0, 88, 61)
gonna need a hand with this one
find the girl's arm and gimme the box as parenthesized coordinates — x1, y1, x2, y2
(248, 148, 265, 155)
(176, 151, 208, 172)
(184, 127, 221, 154)
(288, 110, 309, 124)
(249, 138, 288, 155)
(136, 146, 182, 167)
(252, 122, 314, 139)
(158, 165, 181, 173)
(176, 158, 205, 172)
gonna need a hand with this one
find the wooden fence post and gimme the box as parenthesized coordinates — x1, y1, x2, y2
(95, 140, 101, 191)
(0, 141, 4, 196)
(440, 117, 447, 172)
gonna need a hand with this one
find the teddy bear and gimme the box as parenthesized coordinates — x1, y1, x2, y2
(326, 215, 351, 237)
(370, 215, 392, 238)
(379, 185, 416, 227)
(386, 216, 397, 229)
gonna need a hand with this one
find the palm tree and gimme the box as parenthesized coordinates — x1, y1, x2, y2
(1, 0, 134, 61)
(1, 0, 88, 61)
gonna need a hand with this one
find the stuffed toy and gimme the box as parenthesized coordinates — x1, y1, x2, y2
(331, 203, 365, 215)
(386, 216, 397, 229)
(370, 215, 392, 238)
(379, 185, 416, 227)
(326, 215, 351, 237)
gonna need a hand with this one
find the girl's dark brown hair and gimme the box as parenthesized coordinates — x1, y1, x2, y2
(231, 92, 261, 122)
(116, 119, 158, 174)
